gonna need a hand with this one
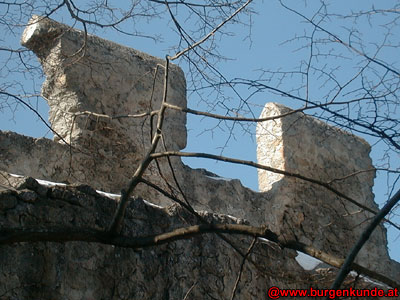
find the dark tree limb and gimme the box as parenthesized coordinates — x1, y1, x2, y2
(230, 237, 257, 300)
(328, 187, 400, 296)
(0, 222, 398, 289)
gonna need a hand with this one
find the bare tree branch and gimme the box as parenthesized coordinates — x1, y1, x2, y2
(107, 57, 171, 235)
(230, 237, 257, 300)
(0, 222, 398, 289)
(168, 0, 252, 61)
(150, 150, 400, 231)
(329, 187, 400, 294)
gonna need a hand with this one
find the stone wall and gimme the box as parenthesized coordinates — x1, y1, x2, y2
(0, 15, 398, 298)
(17, 15, 186, 198)
(22, 15, 186, 151)
(0, 172, 395, 299)
(256, 103, 392, 276)
(0, 173, 306, 299)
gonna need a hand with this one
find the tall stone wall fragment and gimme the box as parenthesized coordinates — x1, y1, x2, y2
(9, 15, 187, 198)
(21, 15, 186, 151)
(256, 102, 399, 281)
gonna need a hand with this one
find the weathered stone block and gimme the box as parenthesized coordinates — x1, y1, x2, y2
(21, 14, 186, 156)
(257, 103, 374, 197)
(256, 102, 398, 280)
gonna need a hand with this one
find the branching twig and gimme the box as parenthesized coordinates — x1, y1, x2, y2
(168, 0, 253, 61)
(279, 0, 400, 77)
(107, 57, 170, 235)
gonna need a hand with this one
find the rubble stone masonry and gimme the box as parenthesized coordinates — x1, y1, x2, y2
(0, 15, 398, 299)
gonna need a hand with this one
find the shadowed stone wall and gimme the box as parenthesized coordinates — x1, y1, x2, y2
(0, 172, 395, 299)
(0, 173, 308, 299)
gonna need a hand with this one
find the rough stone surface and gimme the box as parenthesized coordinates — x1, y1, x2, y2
(256, 102, 399, 280)
(257, 103, 374, 197)
(18, 15, 186, 198)
(0, 15, 398, 298)
(0, 173, 393, 299)
(21, 15, 186, 151)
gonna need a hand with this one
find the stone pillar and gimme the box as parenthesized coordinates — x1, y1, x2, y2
(21, 15, 186, 151)
(256, 102, 396, 279)
(17, 15, 187, 195)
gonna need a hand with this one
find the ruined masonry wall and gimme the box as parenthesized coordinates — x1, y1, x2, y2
(8, 15, 187, 198)
(256, 103, 396, 278)
(0, 172, 312, 299)
(21, 15, 187, 151)
(0, 15, 398, 298)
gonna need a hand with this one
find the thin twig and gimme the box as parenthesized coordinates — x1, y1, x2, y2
(71, 110, 156, 120)
(183, 282, 197, 300)
(169, 0, 253, 61)
(107, 57, 170, 235)
(230, 237, 257, 300)
(0, 91, 71, 146)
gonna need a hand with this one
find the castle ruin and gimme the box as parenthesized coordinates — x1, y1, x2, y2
(0, 16, 398, 299)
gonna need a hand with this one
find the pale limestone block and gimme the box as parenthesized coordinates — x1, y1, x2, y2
(21, 15, 187, 153)
(257, 102, 374, 200)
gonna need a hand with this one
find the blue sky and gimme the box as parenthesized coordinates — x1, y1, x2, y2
(1, 1, 399, 262)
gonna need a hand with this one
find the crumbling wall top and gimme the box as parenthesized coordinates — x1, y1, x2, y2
(21, 15, 187, 152)
(0, 16, 398, 295)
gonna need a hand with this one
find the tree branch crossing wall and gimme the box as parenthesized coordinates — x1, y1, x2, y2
(0, 15, 398, 299)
